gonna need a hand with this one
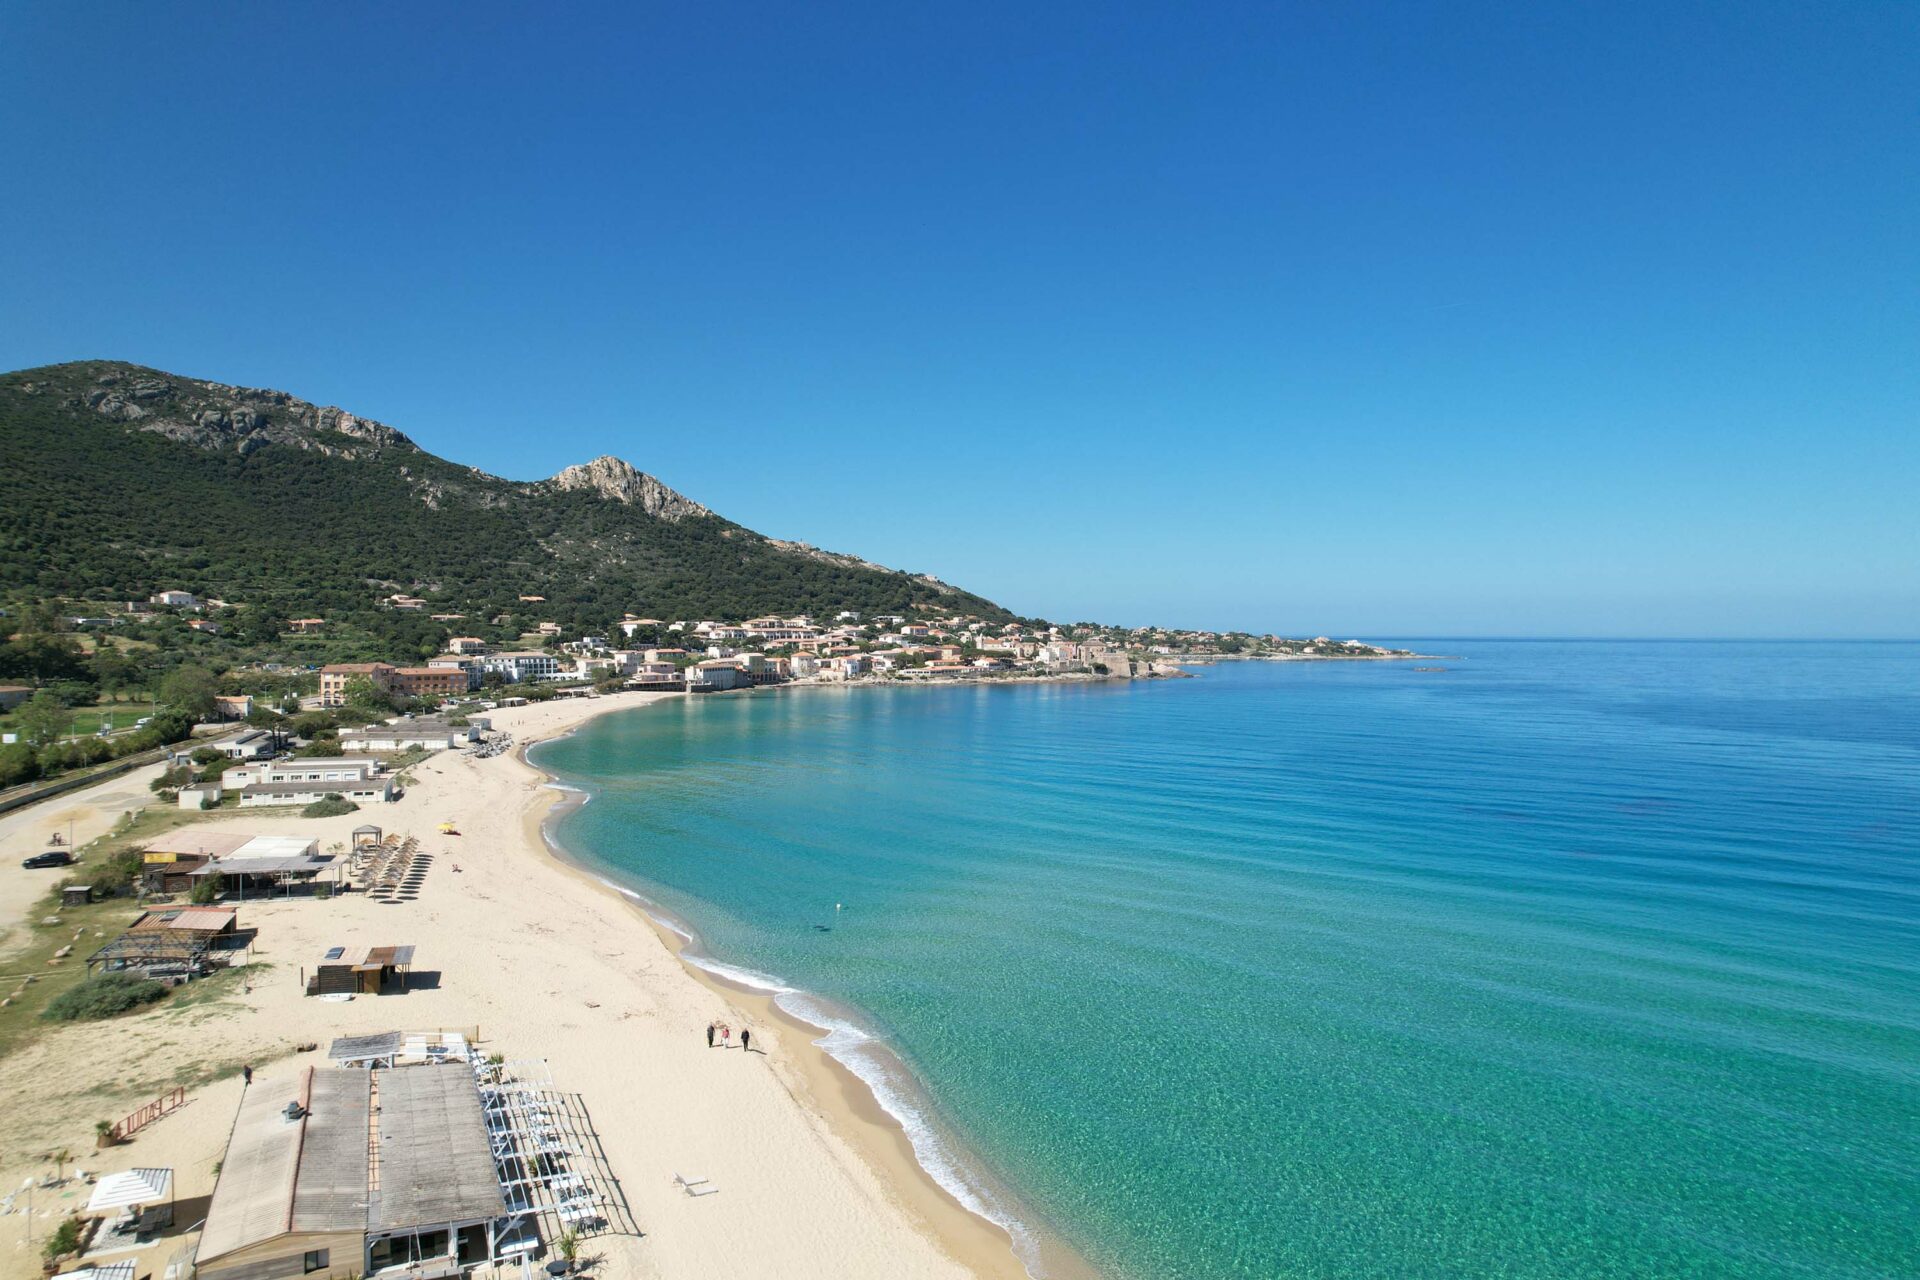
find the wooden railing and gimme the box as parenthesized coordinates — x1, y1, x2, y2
(113, 1086, 186, 1140)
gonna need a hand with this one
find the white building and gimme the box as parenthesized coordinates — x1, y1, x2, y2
(239, 777, 396, 807)
(338, 723, 474, 753)
(151, 589, 201, 610)
(481, 652, 563, 683)
(688, 661, 748, 692)
(228, 757, 386, 789)
(219, 730, 278, 760)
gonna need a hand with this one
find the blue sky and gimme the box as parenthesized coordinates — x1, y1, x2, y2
(3, 3, 1915, 637)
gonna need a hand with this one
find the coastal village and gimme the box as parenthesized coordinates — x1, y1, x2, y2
(0, 584, 1415, 1280)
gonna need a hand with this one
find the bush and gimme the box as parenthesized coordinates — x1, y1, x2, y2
(302, 794, 359, 818)
(42, 974, 168, 1022)
(190, 746, 224, 766)
(189, 872, 225, 904)
(89, 849, 145, 896)
(42, 1215, 81, 1262)
(151, 764, 195, 793)
(298, 738, 344, 757)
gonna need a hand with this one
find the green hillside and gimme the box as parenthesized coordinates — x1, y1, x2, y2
(0, 360, 1015, 630)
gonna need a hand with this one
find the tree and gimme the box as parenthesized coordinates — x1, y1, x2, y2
(0, 633, 88, 682)
(158, 665, 219, 721)
(341, 675, 396, 714)
(88, 647, 141, 701)
(0, 742, 40, 787)
(14, 691, 69, 748)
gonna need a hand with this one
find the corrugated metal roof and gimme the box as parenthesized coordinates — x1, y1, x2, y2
(129, 908, 236, 933)
(290, 1070, 373, 1235)
(328, 1031, 403, 1062)
(172, 907, 236, 930)
(197, 1070, 331, 1263)
(369, 1066, 505, 1231)
(200, 1065, 501, 1265)
(317, 944, 412, 968)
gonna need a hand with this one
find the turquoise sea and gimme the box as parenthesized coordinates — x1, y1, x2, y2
(533, 642, 1920, 1280)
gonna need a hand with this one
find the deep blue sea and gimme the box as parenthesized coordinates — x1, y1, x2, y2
(534, 642, 1920, 1280)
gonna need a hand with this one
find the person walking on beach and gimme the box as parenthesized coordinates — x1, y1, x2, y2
(705, 1022, 715, 1049)
(740, 1028, 751, 1054)
(242, 1063, 253, 1086)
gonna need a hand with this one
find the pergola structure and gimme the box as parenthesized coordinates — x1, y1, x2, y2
(477, 1058, 636, 1257)
(86, 933, 213, 979)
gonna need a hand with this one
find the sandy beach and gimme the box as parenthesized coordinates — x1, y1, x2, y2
(0, 691, 1046, 1280)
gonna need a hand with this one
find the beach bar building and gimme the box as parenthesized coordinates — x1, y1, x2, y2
(195, 1065, 508, 1280)
(141, 831, 336, 898)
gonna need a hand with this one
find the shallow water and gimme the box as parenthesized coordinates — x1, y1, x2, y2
(536, 642, 1920, 1279)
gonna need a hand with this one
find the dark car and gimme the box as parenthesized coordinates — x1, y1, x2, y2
(21, 850, 74, 869)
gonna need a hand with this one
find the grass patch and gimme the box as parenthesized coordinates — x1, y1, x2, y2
(0, 798, 256, 1057)
(42, 973, 167, 1022)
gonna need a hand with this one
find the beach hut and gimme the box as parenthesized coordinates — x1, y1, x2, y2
(304, 944, 416, 996)
(351, 824, 383, 850)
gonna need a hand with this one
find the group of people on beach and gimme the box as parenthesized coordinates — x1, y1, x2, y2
(705, 1021, 751, 1052)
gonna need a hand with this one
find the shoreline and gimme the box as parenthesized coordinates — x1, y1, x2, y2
(0, 690, 1043, 1280)
(517, 696, 1098, 1280)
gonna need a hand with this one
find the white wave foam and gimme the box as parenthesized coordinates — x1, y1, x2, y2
(736, 986, 1047, 1276)
(681, 951, 800, 996)
(542, 781, 590, 804)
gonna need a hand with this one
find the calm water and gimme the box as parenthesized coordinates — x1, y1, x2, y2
(535, 642, 1920, 1279)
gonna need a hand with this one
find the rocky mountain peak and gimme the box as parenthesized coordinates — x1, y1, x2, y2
(546, 455, 710, 521)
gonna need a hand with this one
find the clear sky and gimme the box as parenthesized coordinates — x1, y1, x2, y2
(3, 3, 1915, 637)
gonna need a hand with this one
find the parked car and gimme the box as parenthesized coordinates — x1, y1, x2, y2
(21, 850, 74, 869)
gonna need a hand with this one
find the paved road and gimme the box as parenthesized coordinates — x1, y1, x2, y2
(0, 758, 167, 957)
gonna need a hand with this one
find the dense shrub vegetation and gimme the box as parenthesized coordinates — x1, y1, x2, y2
(42, 973, 169, 1022)
(302, 794, 359, 817)
(0, 361, 1012, 630)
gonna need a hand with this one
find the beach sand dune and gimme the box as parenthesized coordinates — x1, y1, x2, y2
(0, 693, 1033, 1280)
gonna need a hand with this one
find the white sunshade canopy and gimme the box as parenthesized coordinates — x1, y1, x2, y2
(85, 1168, 172, 1215)
(57, 1265, 136, 1280)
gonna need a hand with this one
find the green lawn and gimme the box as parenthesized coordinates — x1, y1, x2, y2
(0, 700, 154, 742)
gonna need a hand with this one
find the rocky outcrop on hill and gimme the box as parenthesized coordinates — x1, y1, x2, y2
(543, 456, 710, 522)
(69, 367, 415, 460)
